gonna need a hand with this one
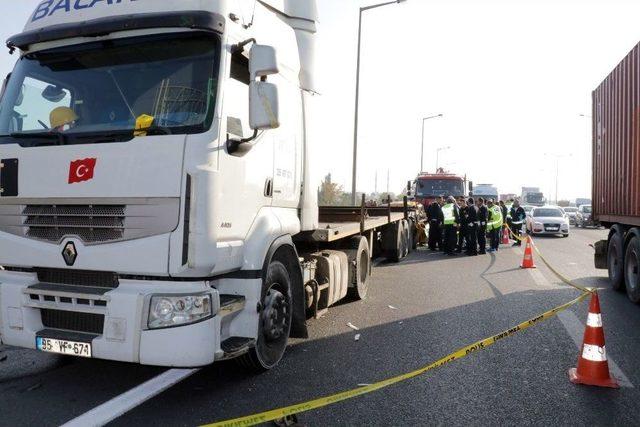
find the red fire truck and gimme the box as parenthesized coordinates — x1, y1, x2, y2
(413, 169, 471, 206)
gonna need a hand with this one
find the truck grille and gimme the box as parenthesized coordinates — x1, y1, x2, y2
(36, 268, 119, 289)
(41, 309, 105, 335)
(23, 205, 126, 243)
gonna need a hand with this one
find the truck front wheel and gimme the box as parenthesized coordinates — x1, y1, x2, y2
(624, 236, 640, 303)
(608, 231, 625, 291)
(238, 261, 292, 372)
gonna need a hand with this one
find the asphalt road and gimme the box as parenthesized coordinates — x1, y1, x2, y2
(2, 226, 640, 426)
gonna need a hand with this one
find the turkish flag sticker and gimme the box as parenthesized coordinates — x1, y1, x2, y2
(68, 158, 97, 184)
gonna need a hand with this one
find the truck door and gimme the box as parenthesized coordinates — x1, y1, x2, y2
(218, 43, 274, 242)
(271, 82, 302, 209)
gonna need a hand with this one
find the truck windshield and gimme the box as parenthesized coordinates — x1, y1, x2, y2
(526, 193, 544, 203)
(0, 32, 220, 145)
(416, 179, 463, 197)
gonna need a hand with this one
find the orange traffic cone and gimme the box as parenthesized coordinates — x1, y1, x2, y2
(520, 236, 536, 269)
(569, 292, 619, 388)
(501, 227, 510, 244)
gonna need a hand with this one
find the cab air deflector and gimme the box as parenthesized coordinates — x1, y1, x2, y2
(7, 11, 225, 51)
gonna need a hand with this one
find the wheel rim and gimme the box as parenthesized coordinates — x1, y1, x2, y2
(257, 285, 290, 367)
(627, 248, 639, 294)
(609, 243, 619, 279)
(359, 250, 369, 285)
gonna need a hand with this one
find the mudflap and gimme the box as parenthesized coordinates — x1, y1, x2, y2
(594, 239, 607, 269)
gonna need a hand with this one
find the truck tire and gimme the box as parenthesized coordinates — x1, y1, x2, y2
(624, 236, 640, 303)
(237, 260, 292, 372)
(383, 222, 403, 262)
(608, 231, 625, 291)
(400, 220, 410, 258)
(345, 236, 371, 300)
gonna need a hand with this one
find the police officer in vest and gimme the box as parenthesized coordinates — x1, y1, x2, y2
(476, 197, 488, 254)
(509, 199, 526, 246)
(426, 196, 444, 251)
(464, 197, 478, 255)
(442, 196, 460, 256)
(486, 199, 503, 252)
(456, 197, 468, 253)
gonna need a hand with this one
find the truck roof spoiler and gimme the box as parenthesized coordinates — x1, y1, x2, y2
(7, 10, 225, 53)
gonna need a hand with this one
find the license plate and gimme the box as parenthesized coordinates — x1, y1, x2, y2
(36, 337, 92, 358)
(546, 227, 559, 231)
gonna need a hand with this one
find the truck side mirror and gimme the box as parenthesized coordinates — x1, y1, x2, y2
(250, 81, 279, 130)
(250, 44, 279, 79)
(248, 44, 280, 130)
(0, 73, 10, 103)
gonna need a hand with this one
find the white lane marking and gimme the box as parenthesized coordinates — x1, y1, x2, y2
(529, 268, 552, 288)
(524, 266, 634, 387)
(62, 368, 199, 427)
(557, 310, 633, 387)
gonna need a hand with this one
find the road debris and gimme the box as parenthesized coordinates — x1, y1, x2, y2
(388, 305, 398, 310)
(354, 334, 361, 341)
(347, 323, 359, 331)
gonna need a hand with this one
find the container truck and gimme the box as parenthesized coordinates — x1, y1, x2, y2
(0, 0, 417, 370)
(592, 40, 640, 304)
(521, 187, 545, 207)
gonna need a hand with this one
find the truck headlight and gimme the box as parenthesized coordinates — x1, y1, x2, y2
(148, 294, 212, 329)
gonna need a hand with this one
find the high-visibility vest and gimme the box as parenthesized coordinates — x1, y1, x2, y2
(488, 205, 503, 230)
(442, 203, 456, 225)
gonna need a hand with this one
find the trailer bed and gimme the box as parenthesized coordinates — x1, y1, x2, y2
(296, 203, 414, 243)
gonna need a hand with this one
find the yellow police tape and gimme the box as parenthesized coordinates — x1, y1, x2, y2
(504, 224, 593, 294)
(203, 292, 590, 427)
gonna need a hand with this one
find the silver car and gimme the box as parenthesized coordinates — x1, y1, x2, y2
(563, 207, 578, 225)
(526, 206, 570, 237)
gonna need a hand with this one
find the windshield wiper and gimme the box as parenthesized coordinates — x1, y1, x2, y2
(10, 132, 68, 146)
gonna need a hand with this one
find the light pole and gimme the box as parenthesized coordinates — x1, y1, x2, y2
(351, 0, 407, 204)
(545, 153, 572, 204)
(435, 146, 451, 171)
(420, 114, 444, 173)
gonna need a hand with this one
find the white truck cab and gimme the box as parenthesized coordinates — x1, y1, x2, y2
(0, 0, 414, 370)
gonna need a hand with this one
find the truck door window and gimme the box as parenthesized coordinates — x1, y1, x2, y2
(225, 50, 251, 138)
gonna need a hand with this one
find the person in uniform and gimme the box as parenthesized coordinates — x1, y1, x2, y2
(476, 198, 488, 254)
(465, 197, 478, 255)
(426, 197, 444, 251)
(487, 199, 503, 252)
(437, 196, 446, 250)
(509, 199, 527, 246)
(456, 197, 468, 253)
(442, 196, 460, 256)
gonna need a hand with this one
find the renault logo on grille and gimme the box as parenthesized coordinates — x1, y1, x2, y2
(62, 242, 77, 266)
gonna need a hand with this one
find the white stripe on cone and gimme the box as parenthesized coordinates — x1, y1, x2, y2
(582, 344, 608, 362)
(587, 312, 603, 328)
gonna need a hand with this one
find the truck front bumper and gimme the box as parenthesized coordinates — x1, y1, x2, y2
(0, 270, 250, 367)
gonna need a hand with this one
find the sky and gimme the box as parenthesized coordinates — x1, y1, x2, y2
(3, 0, 640, 202)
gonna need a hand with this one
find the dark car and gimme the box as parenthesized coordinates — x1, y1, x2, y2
(576, 205, 598, 228)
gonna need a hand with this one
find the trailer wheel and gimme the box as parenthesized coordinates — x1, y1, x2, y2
(400, 220, 410, 258)
(382, 222, 403, 262)
(345, 236, 371, 300)
(624, 236, 640, 303)
(237, 261, 292, 372)
(608, 231, 625, 291)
